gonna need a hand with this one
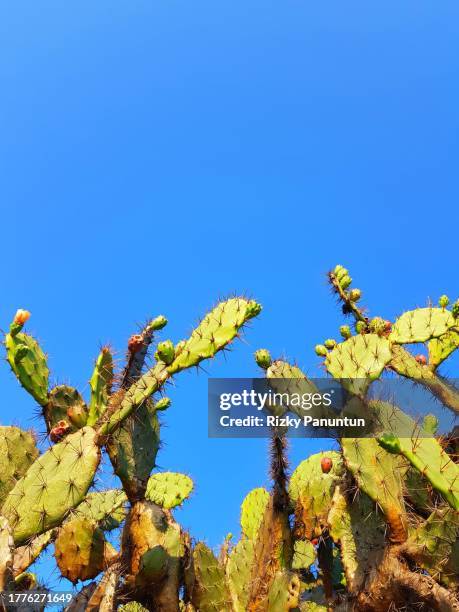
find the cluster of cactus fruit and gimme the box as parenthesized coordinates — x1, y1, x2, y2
(0, 266, 458, 611)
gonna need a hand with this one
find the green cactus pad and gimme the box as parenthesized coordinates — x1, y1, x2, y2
(145, 472, 194, 509)
(226, 538, 254, 612)
(266, 360, 321, 418)
(74, 489, 127, 531)
(341, 436, 408, 543)
(0, 426, 39, 504)
(45, 385, 88, 432)
(167, 298, 262, 374)
(106, 402, 160, 501)
(138, 545, 169, 584)
(378, 433, 459, 511)
(5, 331, 49, 406)
(88, 348, 113, 425)
(328, 486, 386, 594)
(266, 359, 307, 381)
(240, 487, 269, 540)
(390, 307, 456, 344)
(403, 467, 432, 514)
(54, 516, 116, 583)
(289, 451, 344, 539)
(428, 330, 459, 368)
(188, 542, 231, 612)
(266, 571, 301, 611)
(325, 334, 391, 392)
(406, 507, 459, 585)
(2, 427, 101, 543)
(292, 539, 316, 570)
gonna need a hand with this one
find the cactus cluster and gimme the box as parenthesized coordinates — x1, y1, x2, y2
(253, 265, 459, 610)
(0, 299, 263, 610)
(0, 268, 458, 611)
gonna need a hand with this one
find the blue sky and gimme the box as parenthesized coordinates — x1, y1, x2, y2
(1, 0, 458, 591)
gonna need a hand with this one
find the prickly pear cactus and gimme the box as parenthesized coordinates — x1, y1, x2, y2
(255, 266, 459, 610)
(289, 451, 344, 539)
(54, 516, 117, 583)
(2, 427, 101, 543)
(0, 426, 39, 503)
(145, 472, 194, 508)
(1, 299, 262, 608)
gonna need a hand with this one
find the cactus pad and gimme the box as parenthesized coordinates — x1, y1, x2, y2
(341, 436, 408, 542)
(5, 330, 49, 405)
(266, 571, 301, 611)
(2, 427, 100, 543)
(226, 538, 254, 612)
(428, 330, 459, 368)
(54, 516, 117, 583)
(406, 507, 459, 585)
(88, 347, 113, 425)
(74, 489, 127, 531)
(45, 385, 88, 432)
(325, 334, 391, 390)
(0, 426, 39, 504)
(390, 307, 456, 344)
(167, 298, 262, 374)
(145, 472, 194, 509)
(188, 543, 231, 611)
(106, 403, 160, 501)
(240, 487, 269, 540)
(292, 539, 316, 570)
(289, 451, 344, 539)
(378, 433, 459, 511)
(328, 486, 386, 593)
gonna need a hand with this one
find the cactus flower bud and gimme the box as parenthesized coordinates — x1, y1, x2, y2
(156, 340, 175, 365)
(150, 315, 168, 331)
(324, 339, 337, 350)
(339, 325, 352, 339)
(154, 397, 171, 411)
(254, 349, 272, 370)
(349, 289, 361, 302)
(422, 414, 439, 435)
(369, 317, 386, 335)
(315, 344, 328, 357)
(340, 275, 352, 290)
(355, 321, 366, 334)
(438, 295, 449, 309)
(333, 265, 348, 281)
(14, 309, 31, 325)
(452, 300, 459, 319)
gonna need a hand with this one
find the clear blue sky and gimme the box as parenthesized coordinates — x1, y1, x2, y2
(1, 0, 458, 592)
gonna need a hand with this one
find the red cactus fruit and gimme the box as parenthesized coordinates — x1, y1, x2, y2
(321, 456, 333, 473)
(50, 420, 71, 443)
(128, 334, 144, 353)
(311, 538, 319, 546)
(415, 354, 427, 365)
